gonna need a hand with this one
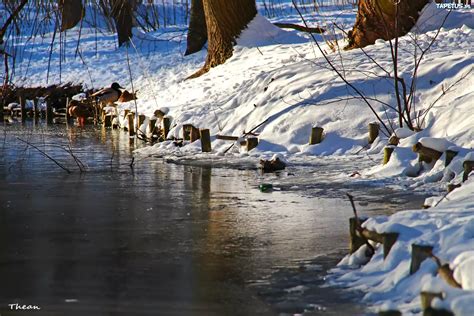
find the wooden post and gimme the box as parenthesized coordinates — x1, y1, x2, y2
(388, 135, 400, 146)
(349, 217, 367, 254)
(65, 97, 72, 124)
(183, 124, 191, 141)
(46, 103, 53, 124)
(420, 292, 444, 310)
(104, 115, 112, 128)
(463, 160, 474, 182)
(33, 100, 39, 120)
(19, 96, 26, 123)
(445, 150, 458, 167)
(410, 244, 433, 275)
(148, 119, 157, 136)
(200, 129, 211, 153)
(368, 122, 380, 144)
(383, 146, 395, 165)
(383, 233, 399, 259)
(247, 137, 259, 151)
(309, 126, 324, 145)
(138, 114, 146, 127)
(127, 113, 135, 137)
(412, 143, 442, 164)
(162, 116, 171, 141)
(190, 126, 200, 142)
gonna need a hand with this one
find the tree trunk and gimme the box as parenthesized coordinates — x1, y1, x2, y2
(59, 0, 84, 32)
(185, 0, 207, 56)
(188, 0, 257, 79)
(345, 0, 429, 50)
(110, 0, 134, 46)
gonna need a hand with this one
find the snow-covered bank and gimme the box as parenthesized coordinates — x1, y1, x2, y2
(3, 1, 474, 314)
(329, 177, 474, 316)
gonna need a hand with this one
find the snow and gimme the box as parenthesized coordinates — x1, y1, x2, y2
(2, 1, 474, 315)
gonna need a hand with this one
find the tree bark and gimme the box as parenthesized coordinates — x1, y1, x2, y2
(110, 0, 134, 46)
(185, 0, 208, 56)
(59, 0, 84, 32)
(188, 0, 257, 79)
(345, 0, 429, 50)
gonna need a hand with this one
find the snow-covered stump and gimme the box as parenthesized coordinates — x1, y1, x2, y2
(127, 113, 135, 137)
(412, 142, 442, 164)
(246, 137, 259, 151)
(309, 126, 324, 145)
(388, 135, 400, 146)
(463, 160, 474, 182)
(383, 146, 395, 165)
(200, 129, 211, 153)
(445, 149, 458, 167)
(368, 122, 380, 144)
(162, 116, 171, 141)
(46, 104, 53, 124)
(410, 244, 434, 274)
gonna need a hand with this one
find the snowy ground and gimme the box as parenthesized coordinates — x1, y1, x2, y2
(2, 1, 474, 315)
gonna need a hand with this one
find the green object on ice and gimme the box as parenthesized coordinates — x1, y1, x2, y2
(259, 183, 273, 192)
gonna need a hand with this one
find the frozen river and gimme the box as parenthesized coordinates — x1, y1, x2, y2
(0, 123, 425, 315)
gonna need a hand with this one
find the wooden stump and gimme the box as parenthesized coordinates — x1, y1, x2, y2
(388, 135, 400, 146)
(247, 137, 259, 151)
(19, 96, 26, 123)
(383, 233, 399, 259)
(200, 129, 211, 153)
(445, 150, 458, 167)
(463, 160, 474, 182)
(138, 114, 146, 127)
(420, 292, 443, 310)
(309, 126, 324, 145)
(162, 116, 171, 141)
(183, 124, 200, 142)
(410, 244, 433, 274)
(413, 143, 442, 164)
(65, 97, 72, 124)
(148, 119, 157, 136)
(46, 104, 53, 124)
(104, 115, 112, 128)
(368, 122, 380, 144)
(383, 146, 395, 165)
(127, 113, 135, 137)
(349, 217, 367, 254)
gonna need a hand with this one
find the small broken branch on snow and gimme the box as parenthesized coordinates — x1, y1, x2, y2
(273, 23, 325, 34)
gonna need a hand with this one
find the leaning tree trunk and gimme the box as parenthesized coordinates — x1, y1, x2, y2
(345, 0, 429, 49)
(188, 0, 257, 79)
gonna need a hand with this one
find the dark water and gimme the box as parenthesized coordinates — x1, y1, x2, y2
(0, 122, 424, 315)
